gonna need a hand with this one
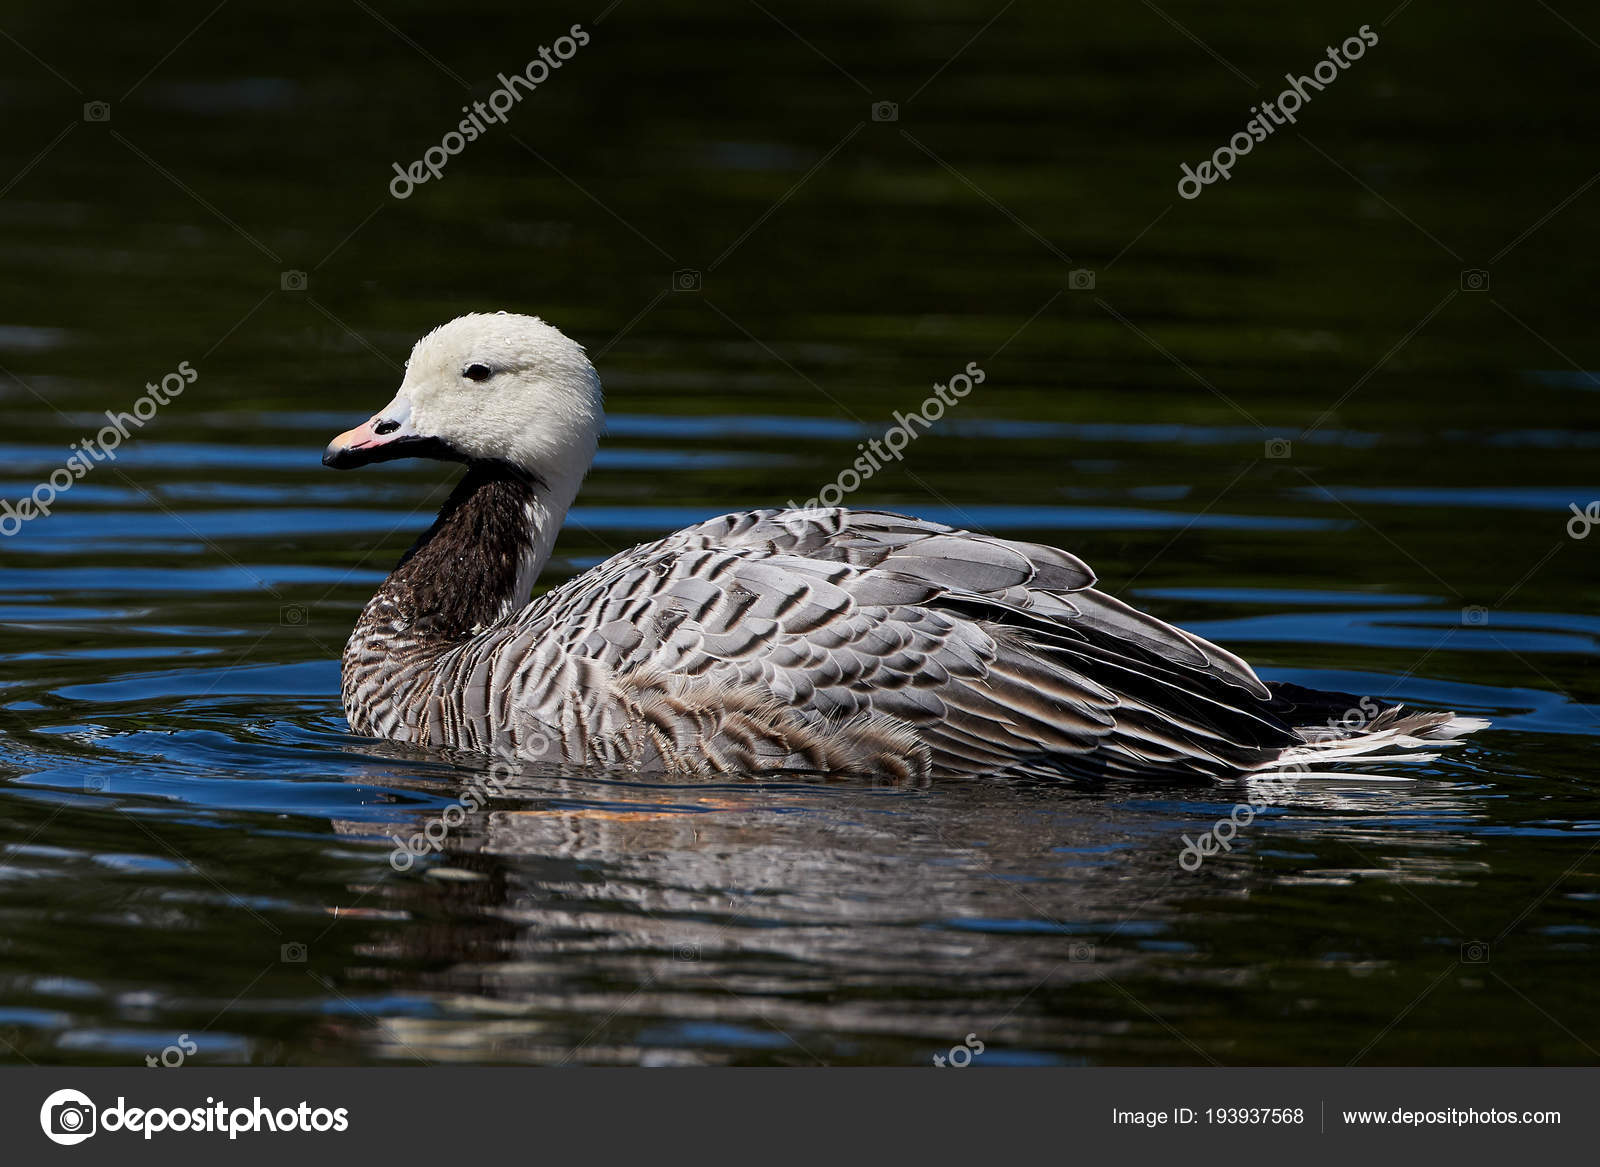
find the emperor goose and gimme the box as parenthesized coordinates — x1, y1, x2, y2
(322, 312, 1485, 780)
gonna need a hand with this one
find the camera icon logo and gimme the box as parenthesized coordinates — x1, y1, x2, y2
(280, 270, 308, 292)
(1067, 268, 1096, 291)
(279, 604, 308, 626)
(1460, 940, 1490, 963)
(1461, 605, 1490, 626)
(1068, 941, 1096, 963)
(1265, 438, 1293, 459)
(670, 268, 702, 292)
(1460, 268, 1489, 292)
(674, 943, 701, 962)
(871, 101, 898, 122)
(40, 1088, 97, 1145)
(280, 942, 308, 963)
(83, 101, 111, 123)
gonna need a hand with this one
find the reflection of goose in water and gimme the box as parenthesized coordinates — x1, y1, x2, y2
(323, 313, 1486, 779)
(326, 766, 1486, 1063)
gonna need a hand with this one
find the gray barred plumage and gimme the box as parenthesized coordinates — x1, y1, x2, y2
(326, 313, 1487, 780)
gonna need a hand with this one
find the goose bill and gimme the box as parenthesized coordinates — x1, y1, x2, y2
(323, 397, 458, 468)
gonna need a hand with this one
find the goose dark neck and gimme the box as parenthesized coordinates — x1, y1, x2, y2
(366, 461, 546, 648)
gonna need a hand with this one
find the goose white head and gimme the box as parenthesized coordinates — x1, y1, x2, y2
(323, 312, 604, 498)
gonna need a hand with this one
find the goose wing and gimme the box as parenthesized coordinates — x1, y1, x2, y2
(462, 508, 1297, 776)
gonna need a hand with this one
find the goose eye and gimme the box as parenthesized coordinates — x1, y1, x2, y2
(463, 363, 493, 383)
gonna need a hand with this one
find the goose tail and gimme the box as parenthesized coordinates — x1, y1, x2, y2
(1247, 682, 1490, 775)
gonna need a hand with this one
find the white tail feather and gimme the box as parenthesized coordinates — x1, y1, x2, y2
(1248, 708, 1487, 776)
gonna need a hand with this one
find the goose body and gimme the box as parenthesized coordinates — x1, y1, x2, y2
(325, 313, 1484, 780)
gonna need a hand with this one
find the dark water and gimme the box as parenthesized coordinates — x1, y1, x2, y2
(2, 1, 1598, 1065)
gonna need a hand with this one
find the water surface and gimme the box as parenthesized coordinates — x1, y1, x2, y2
(1, 1, 1597, 1065)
